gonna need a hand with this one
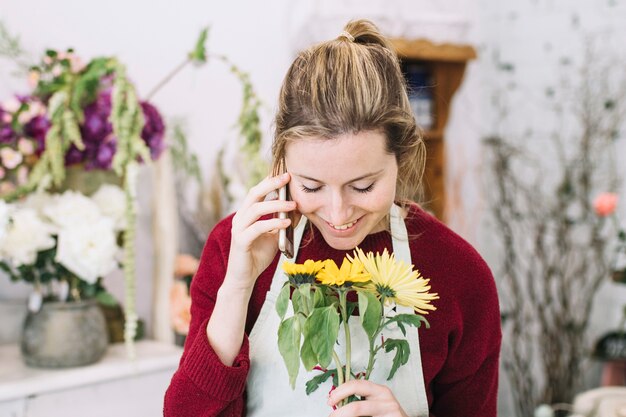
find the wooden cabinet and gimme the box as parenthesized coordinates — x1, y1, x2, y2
(391, 39, 476, 221)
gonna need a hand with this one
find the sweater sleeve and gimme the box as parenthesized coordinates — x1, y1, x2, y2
(164, 216, 249, 417)
(429, 246, 502, 417)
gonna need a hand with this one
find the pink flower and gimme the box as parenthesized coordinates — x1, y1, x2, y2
(0, 148, 23, 169)
(17, 166, 28, 185)
(174, 254, 200, 277)
(594, 193, 619, 217)
(28, 71, 40, 89)
(17, 138, 35, 156)
(170, 281, 192, 335)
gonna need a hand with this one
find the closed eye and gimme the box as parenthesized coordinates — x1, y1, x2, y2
(352, 183, 374, 193)
(300, 184, 322, 193)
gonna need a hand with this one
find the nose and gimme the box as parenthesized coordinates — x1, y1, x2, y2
(327, 190, 353, 226)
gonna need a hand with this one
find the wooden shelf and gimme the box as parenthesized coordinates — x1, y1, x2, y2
(423, 130, 443, 141)
(392, 38, 476, 222)
(391, 38, 477, 63)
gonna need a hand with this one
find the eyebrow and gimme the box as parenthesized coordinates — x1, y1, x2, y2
(292, 169, 384, 185)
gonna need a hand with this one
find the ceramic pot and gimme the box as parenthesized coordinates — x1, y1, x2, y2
(21, 299, 109, 368)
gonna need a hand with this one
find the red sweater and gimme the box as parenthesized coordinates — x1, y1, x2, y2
(164, 204, 501, 417)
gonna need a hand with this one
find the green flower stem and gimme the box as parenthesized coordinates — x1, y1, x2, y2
(339, 289, 352, 384)
(122, 165, 138, 359)
(365, 341, 385, 380)
(145, 58, 190, 100)
(365, 295, 386, 380)
(331, 349, 346, 407)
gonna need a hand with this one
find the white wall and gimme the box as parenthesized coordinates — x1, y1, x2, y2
(1, 1, 626, 415)
(0, 0, 297, 331)
(0, 0, 479, 337)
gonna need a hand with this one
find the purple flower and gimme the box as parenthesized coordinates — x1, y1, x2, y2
(140, 101, 165, 160)
(23, 115, 51, 154)
(86, 136, 116, 170)
(81, 93, 113, 143)
(64, 145, 84, 166)
(0, 106, 17, 144)
(23, 86, 165, 170)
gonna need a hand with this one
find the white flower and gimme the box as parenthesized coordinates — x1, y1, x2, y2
(43, 190, 103, 229)
(21, 191, 53, 216)
(91, 184, 127, 230)
(55, 217, 119, 284)
(0, 208, 56, 267)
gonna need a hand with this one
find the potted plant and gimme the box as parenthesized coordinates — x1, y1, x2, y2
(0, 185, 126, 367)
(0, 40, 165, 362)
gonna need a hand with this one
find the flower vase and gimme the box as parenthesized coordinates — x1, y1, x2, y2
(21, 299, 109, 368)
(59, 165, 123, 196)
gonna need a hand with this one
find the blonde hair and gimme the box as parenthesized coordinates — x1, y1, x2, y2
(271, 19, 425, 204)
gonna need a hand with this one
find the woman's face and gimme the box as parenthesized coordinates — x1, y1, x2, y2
(285, 130, 398, 250)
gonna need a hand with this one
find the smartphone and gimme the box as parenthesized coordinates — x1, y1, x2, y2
(277, 184, 295, 259)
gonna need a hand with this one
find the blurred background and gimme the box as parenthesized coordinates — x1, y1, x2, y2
(1, 1, 625, 416)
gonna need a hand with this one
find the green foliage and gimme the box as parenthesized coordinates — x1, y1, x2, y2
(278, 316, 302, 389)
(275, 283, 290, 321)
(384, 338, 411, 380)
(217, 56, 267, 188)
(169, 121, 202, 184)
(384, 313, 430, 337)
(0, 21, 25, 65)
(188, 27, 209, 63)
(300, 335, 317, 371)
(305, 368, 336, 395)
(358, 291, 382, 339)
(95, 291, 119, 307)
(313, 286, 326, 308)
(304, 306, 340, 369)
(110, 63, 149, 176)
(68, 57, 114, 120)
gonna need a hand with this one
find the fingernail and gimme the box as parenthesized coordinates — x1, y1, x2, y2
(282, 172, 289, 179)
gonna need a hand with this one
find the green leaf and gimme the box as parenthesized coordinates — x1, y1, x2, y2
(291, 289, 302, 315)
(299, 283, 312, 313)
(276, 283, 290, 320)
(96, 291, 119, 307)
(300, 336, 317, 371)
(278, 317, 302, 389)
(299, 283, 312, 298)
(313, 287, 326, 308)
(188, 27, 209, 63)
(305, 368, 335, 395)
(304, 306, 340, 368)
(384, 338, 410, 380)
(358, 291, 382, 339)
(386, 314, 430, 336)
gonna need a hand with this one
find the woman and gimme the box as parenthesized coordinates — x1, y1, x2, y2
(165, 19, 501, 417)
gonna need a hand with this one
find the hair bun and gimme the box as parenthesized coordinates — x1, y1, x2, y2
(343, 19, 394, 51)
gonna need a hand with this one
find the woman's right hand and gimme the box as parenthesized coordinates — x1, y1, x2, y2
(223, 173, 296, 292)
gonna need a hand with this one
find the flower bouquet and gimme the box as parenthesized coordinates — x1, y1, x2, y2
(0, 44, 165, 354)
(277, 248, 439, 406)
(0, 184, 128, 367)
(0, 185, 126, 304)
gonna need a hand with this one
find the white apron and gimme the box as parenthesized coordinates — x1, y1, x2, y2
(246, 205, 429, 417)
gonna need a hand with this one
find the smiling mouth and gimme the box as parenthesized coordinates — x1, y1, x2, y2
(327, 218, 360, 231)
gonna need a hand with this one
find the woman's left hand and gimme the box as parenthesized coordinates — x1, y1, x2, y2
(327, 380, 410, 417)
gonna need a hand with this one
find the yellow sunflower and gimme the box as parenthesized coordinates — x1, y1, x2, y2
(282, 259, 325, 286)
(316, 258, 371, 287)
(351, 248, 439, 314)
